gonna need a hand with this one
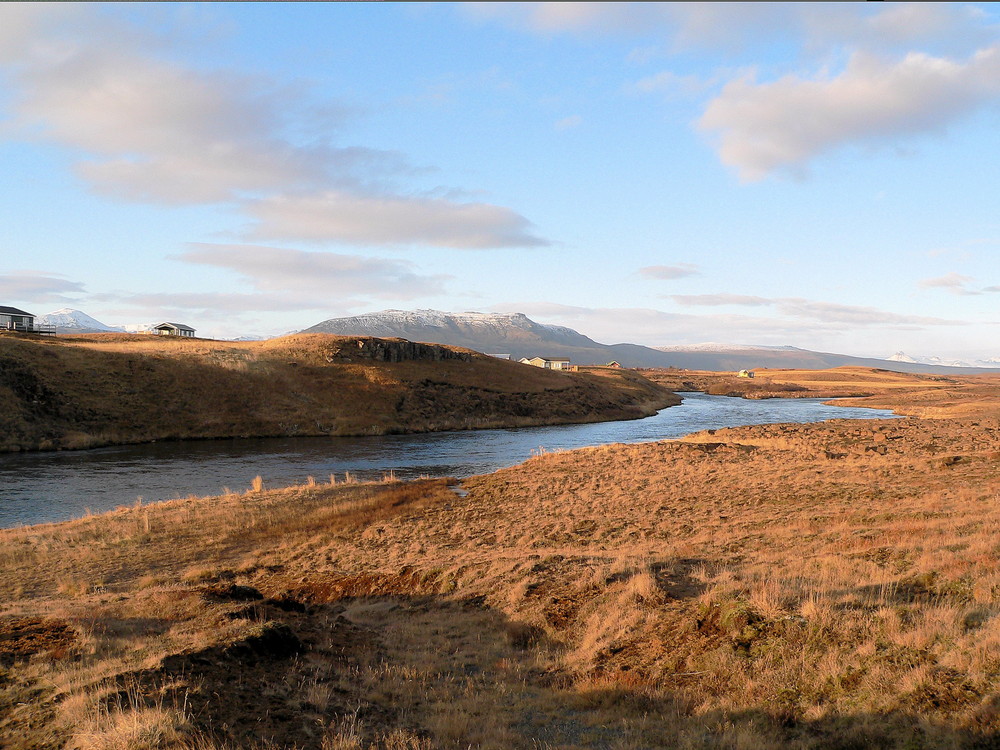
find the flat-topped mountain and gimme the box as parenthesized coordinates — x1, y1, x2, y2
(301, 310, 1000, 374)
(301, 309, 597, 353)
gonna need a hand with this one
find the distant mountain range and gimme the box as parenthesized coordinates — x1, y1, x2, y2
(35, 307, 1000, 374)
(38, 308, 159, 335)
(300, 309, 1000, 374)
(885, 351, 1000, 369)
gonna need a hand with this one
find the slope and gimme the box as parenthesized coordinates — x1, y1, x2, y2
(0, 331, 677, 453)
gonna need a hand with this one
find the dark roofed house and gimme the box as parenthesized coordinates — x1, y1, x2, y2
(0, 306, 35, 332)
(152, 322, 196, 338)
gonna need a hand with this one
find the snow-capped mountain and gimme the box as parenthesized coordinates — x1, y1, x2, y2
(38, 308, 123, 333)
(887, 351, 1000, 369)
(301, 309, 600, 353)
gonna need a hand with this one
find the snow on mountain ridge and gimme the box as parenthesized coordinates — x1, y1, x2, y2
(884, 351, 1000, 368)
(656, 342, 801, 353)
(38, 308, 121, 332)
(314, 309, 550, 332)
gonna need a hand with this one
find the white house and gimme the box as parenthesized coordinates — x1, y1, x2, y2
(519, 356, 571, 370)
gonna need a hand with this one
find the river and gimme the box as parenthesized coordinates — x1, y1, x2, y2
(0, 392, 897, 528)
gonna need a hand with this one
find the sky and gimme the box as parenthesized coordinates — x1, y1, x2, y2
(1, 2, 999, 360)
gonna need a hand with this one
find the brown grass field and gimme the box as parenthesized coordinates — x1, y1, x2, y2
(3, 367, 1000, 748)
(0, 332, 677, 453)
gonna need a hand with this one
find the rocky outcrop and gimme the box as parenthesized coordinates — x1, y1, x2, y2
(323, 337, 472, 364)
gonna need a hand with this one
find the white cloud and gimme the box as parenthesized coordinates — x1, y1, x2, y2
(774, 298, 959, 326)
(699, 47, 1000, 181)
(671, 292, 960, 325)
(0, 271, 85, 303)
(0, 5, 546, 249)
(243, 192, 547, 249)
(465, 3, 1000, 181)
(638, 263, 699, 280)
(671, 293, 772, 306)
(177, 243, 450, 300)
(919, 272, 980, 295)
(466, 3, 997, 57)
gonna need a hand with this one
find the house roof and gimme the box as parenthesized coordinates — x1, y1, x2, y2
(153, 322, 195, 331)
(0, 306, 34, 317)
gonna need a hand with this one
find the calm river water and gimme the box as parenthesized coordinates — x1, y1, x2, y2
(0, 392, 897, 528)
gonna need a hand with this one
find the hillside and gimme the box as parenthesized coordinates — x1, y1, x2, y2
(300, 309, 1000, 374)
(3, 372, 1000, 747)
(0, 332, 677, 453)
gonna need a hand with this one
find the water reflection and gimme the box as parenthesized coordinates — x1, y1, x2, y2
(0, 392, 896, 527)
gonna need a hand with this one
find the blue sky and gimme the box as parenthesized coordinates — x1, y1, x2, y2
(1, 2, 999, 359)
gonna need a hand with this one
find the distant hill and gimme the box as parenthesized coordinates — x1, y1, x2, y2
(301, 309, 1000, 374)
(0, 332, 675, 453)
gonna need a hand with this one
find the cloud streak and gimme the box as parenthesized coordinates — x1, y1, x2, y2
(0, 271, 85, 303)
(638, 263, 699, 280)
(699, 47, 1000, 181)
(671, 293, 771, 306)
(177, 243, 450, 300)
(919, 272, 980, 295)
(671, 292, 960, 326)
(243, 192, 548, 248)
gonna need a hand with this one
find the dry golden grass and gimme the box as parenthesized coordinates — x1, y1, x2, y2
(649, 366, 1000, 418)
(0, 332, 676, 452)
(4, 373, 1000, 747)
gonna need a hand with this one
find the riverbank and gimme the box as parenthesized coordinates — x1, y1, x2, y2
(0, 392, 894, 529)
(3, 376, 1000, 747)
(0, 332, 678, 453)
(647, 365, 1000, 417)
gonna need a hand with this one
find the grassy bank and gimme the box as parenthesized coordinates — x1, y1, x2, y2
(0, 332, 677, 453)
(648, 365, 1000, 415)
(3, 374, 1000, 747)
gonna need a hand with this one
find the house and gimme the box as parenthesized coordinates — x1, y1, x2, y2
(519, 356, 571, 371)
(737, 369, 755, 378)
(0, 306, 35, 332)
(152, 322, 196, 338)
(487, 354, 511, 360)
(605, 361, 623, 368)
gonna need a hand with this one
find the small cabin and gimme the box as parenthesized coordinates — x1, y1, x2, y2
(519, 356, 571, 371)
(605, 361, 623, 368)
(0, 306, 35, 332)
(152, 322, 196, 338)
(737, 369, 755, 378)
